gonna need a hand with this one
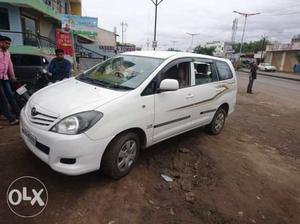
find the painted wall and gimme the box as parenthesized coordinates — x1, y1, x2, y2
(70, 2, 81, 15)
(0, 3, 23, 45)
(267, 50, 300, 73)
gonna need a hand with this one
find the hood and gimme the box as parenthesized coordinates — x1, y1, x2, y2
(29, 78, 128, 116)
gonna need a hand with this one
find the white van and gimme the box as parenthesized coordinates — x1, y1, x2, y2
(20, 51, 237, 179)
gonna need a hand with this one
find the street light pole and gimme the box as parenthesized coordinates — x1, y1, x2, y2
(186, 33, 200, 52)
(150, 0, 164, 50)
(233, 11, 260, 55)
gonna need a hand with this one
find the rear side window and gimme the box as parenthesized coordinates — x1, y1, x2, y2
(215, 61, 233, 80)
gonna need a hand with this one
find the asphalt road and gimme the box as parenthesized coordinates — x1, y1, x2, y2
(237, 71, 300, 109)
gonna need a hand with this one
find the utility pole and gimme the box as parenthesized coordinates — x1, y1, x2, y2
(120, 21, 128, 44)
(231, 18, 238, 44)
(233, 11, 260, 55)
(186, 32, 200, 52)
(150, 0, 164, 50)
(260, 35, 267, 63)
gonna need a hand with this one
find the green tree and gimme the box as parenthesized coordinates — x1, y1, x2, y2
(193, 46, 216, 56)
(232, 38, 270, 53)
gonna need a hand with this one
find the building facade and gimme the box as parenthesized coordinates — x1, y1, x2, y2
(0, 0, 81, 54)
(265, 36, 300, 73)
(204, 41, 233, 57)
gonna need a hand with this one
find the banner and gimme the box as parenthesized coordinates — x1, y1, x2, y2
(55, 29, 73, 56)
(61, 14, 98, 36)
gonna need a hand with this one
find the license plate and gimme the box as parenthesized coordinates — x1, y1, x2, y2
(22, 125, 36, 146)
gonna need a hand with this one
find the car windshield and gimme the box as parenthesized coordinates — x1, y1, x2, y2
(264, 63, 272, 66)
(77, 55, 163, 90)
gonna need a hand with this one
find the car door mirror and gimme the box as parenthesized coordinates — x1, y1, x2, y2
(159, 79, 179, 92)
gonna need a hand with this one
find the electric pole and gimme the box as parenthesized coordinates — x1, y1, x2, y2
(260, 35, 267, 63)
(231, 18, 238, 44)
(120, 21, 128, 44)
(150, 0, 164, 50)
(186, 33, 200, 52)
(233, 11, 260, 55)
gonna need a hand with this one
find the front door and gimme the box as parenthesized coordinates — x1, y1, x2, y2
(153, 60, 195, 143)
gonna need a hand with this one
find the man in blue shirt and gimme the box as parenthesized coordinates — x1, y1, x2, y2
(48, 49, 71, 81)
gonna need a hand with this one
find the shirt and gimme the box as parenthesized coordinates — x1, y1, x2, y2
(0, 49, 15, 80)
(48, 58, 71, 81)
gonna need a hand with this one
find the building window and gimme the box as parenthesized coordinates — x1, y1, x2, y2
(0, 8, 10, 30)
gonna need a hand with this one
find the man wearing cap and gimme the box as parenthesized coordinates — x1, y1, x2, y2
(0, 35, 19, 125)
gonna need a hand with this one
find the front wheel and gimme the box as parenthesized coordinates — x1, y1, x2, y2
(101, 132, 140, 179)
(205, 108, 226, 135)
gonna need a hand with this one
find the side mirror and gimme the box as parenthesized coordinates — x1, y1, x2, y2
(159, 79, 179, 92)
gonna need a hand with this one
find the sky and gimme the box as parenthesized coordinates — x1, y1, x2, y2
(82, 0, 300, 50)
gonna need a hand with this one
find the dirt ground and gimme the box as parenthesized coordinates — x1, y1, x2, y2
(0, 74, 300, 224)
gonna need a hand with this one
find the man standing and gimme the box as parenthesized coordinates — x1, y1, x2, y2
(0, 35, 19, 125)
(48, 49, 72, 81)
(247, 62, 258, 94)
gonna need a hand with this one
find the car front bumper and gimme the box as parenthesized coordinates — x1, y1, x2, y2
(20, 108, 113, 175)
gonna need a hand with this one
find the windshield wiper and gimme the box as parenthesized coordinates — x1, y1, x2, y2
(109, 85, 134, 90)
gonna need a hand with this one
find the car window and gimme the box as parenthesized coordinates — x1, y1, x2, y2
(78, 55, 163, 89)
(19, 55, 42, 66)
(215, 61, 233, 80)
(193, 62, 218, 85)
(161, 62, 190, 88)
(11, 54, 22, 66)
(12, 54, 42, 66)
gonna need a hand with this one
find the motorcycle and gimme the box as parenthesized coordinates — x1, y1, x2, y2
(13, 69, 51, 108)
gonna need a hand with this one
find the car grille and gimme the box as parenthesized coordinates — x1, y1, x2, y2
(25, 103, 59, 128)
(30, 112, 58, 126)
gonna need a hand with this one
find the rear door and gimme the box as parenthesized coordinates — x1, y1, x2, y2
(153, 58, 195, 143)
(190, 59, 221, 127)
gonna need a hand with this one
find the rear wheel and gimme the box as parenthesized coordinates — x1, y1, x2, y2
(205, 108, 226, 135)
(101, 132, 140, 179)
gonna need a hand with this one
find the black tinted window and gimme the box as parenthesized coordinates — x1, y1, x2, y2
(11, 55, 42, 66)
(0, 8, 10, 30)
(216, 61, 233, 80)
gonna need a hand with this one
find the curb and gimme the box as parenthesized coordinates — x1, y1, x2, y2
(238, 70, 300, 82)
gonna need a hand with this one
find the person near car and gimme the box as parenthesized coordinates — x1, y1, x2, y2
(48, 49, 71, 81)
(247, 62, 258, 94)
(0, 35, 19, 125)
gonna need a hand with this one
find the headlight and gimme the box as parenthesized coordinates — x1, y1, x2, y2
(50, 111, 103, 135)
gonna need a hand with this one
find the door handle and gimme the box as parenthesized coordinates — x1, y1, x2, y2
(186, 94, 194, 99)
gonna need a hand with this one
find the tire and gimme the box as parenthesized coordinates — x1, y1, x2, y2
(101, 132, 140, 179)
(205, 108, 226, 135)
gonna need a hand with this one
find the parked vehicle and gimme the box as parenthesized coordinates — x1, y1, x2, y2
(13, 69, 52, 108)
(258, 63, 277, 72)
(11, 53, 52, 88)
(20, 51, 237, 179)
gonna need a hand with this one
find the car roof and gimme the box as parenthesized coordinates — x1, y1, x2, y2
(122, 50, 227, 61)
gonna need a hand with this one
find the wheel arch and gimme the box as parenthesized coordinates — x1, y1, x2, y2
(218, 103, 229, 116)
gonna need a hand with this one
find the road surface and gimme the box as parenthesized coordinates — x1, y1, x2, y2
(237, 71, 300, 109)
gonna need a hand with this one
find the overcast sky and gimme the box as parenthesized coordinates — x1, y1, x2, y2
(82, 0, 300, 50)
